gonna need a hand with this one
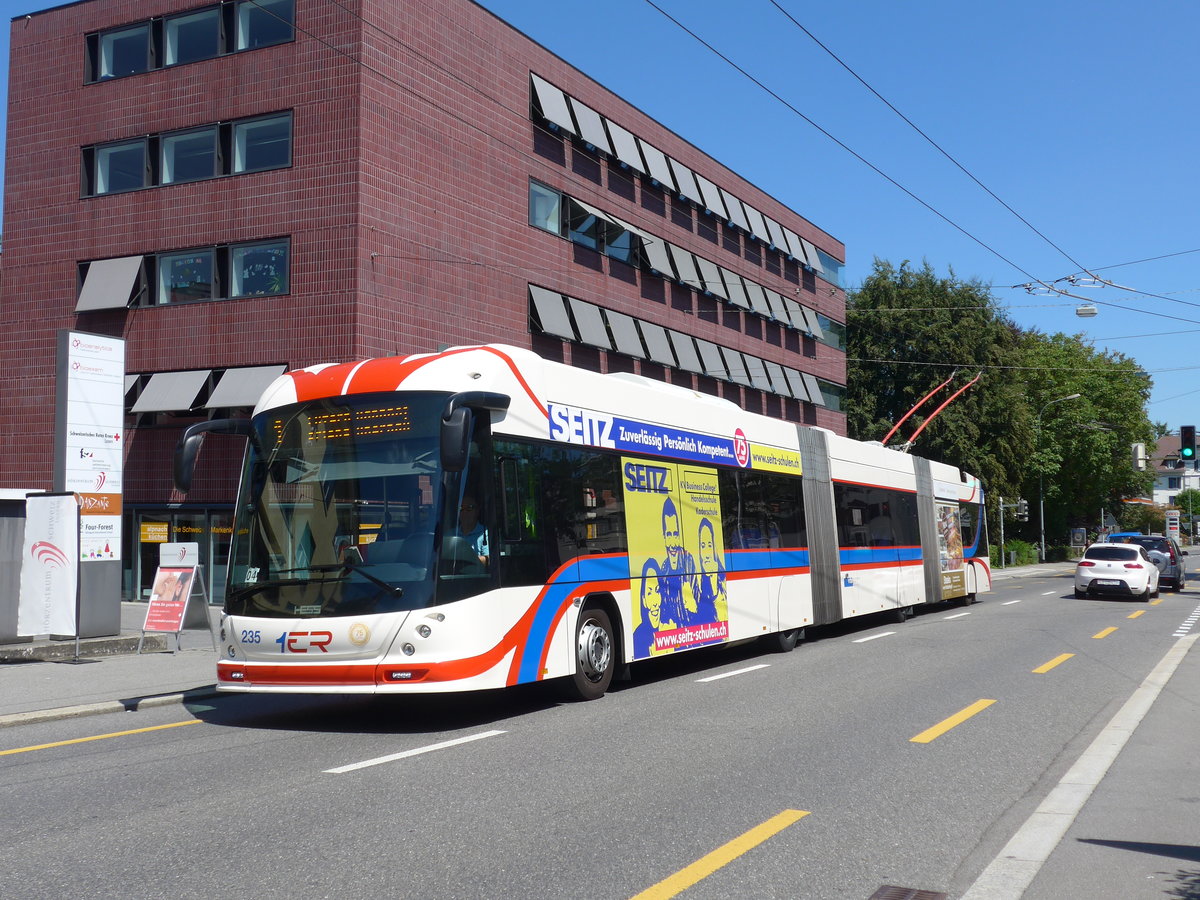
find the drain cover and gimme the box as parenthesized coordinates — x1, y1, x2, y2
(868, 888, 948, 900)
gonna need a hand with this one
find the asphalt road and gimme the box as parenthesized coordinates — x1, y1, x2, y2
(1, 569, 1193, 899)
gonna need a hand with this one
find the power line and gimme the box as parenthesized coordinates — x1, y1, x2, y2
(765, 0, 1095, 279)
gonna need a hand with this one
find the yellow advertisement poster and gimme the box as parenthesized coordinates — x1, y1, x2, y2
(623, 457, 730, 658)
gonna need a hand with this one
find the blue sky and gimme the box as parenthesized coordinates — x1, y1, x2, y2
(3, 0, 1198, 430)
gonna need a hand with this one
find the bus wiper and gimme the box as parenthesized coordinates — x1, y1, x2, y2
(308, 562, 405, 598)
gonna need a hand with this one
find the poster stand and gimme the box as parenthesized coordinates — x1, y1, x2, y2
(138, 555, 218, 654)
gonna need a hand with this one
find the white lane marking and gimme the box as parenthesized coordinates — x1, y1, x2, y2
(1041, 591, 1056, 596)
(852, 631, 896, 643)
(961, 633, 1199, 899)
(696, 663, 771, 683)
(1174, 604, 1200, 637)
(324, 730, 506, 774)
(1003, 600, 1022, 605)
(943, 612, 971, 620)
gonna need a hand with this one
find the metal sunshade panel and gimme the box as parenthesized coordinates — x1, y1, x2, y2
(604, 120, 645, 173)
(783, 368, 810, 403)
(666, 244, 701, 290)
(693, 173, 728, 218)
(801, 305, 825, 340)
(781, 226, 803, 261)
(720, 189, 751, 232)
(668, 330, 704, 373)
(639, 321, 677, 367)
(529, 74, 576, 135)
(744, 354, 773, 391)
(693, 255, 726, 298)
(695, 339, 728, 380)
(604, 308, 646, 358)
(799, 237, 823, 273)
(667, 158, 702, 204)
(130, 369, 211, 413)
(721, 347, 752, 386)
(567, 297, 613, 350)
(719, 267, 751, 309)
(640, 234, 676, 278)
(763, 289, 789, 323)
(743, 281, 773, 318)
(76, 255, 143, 311)
(567, 97, 614, 155)
(802, 371, 827, 406)
(206, 365, 287, 408)
(741, 203, 768, 241)
(764, 217, 788, 250)
(637, 139, 677, 191)
(763, 360, 790, 396)
(528, 285, 577, 340)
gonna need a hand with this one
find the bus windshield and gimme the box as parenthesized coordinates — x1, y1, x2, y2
(225, 392, 452, 618)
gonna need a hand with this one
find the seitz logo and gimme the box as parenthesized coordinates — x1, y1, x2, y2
(30, 541, 69, 569)
(275, 631, 333, 653)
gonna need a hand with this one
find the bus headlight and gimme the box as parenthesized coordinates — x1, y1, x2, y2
(401, 643, 416, 656)
(416, 624, 432, 638)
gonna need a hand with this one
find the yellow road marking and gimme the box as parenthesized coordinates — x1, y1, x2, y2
(1151, 598, 1164, 606)
(910, 699, 996, 744)
(1127, 610, 1146, 619)
(0, 719, 201, 757)
(630, 809, 809, 899)
(1093, 627, 1118, 639)
(1033, 653, 1074, 674)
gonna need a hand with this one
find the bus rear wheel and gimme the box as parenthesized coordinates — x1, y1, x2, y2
(763, 627, 803, 653)
(564, 608, 615, 701)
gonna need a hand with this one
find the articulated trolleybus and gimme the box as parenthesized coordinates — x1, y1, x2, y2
(176, 344, 989, 701)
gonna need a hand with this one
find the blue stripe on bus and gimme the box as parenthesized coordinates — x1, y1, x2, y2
(838, 546, 923, 566)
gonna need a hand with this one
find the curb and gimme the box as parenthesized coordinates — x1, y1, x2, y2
(0, 634, 168, 662)
(0, 685, 221, 729)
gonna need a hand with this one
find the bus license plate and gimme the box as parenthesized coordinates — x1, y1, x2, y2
(1095, 579, 1120, 586)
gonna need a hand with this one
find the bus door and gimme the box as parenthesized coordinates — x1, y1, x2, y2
(835, 484, 900, 614)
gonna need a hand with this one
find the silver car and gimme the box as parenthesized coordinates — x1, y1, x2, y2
(1075, 543, 1160, 601)
(1116, 534, 1188, 591)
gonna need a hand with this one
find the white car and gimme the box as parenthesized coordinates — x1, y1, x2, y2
(1075, 542, 1160, 601)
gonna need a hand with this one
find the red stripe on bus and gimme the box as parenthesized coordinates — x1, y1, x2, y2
(218, 662, 376, 686)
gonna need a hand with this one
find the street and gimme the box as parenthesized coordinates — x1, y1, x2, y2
(2, 569, 1197, 900)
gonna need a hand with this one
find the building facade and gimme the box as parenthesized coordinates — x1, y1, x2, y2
(0, 0, 848, 603)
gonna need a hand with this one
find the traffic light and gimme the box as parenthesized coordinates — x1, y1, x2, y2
(1181, 426, 1196, 464)
(1016, 498, 1029, 522)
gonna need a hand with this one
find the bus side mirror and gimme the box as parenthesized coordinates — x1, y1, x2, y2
(174, 418, 253, 493)
(440, 407, 474, 473)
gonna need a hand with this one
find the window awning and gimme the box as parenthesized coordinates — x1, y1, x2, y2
(530, 74, 576, 135)
(719, 268, 750, 309)
(695, 339, 728, 380)
(741, 203, 768, 241)
(568, 97, 613, 155)
(763, 360, 790, 396)
(75, 255, 143, 312)
(637, 139, 676, 190)
(781, 227, 803, 261)
(667, 159, 701, 204)
(783, 368, 811, 403)
(802, 372, 827, 407)
(205, 365, 287, 408)
(604, 309, 646, 358)
(764, 217, 788, 250)
(567, 297, 612, 349)
(605, 120, 645, 173)
(694, 256, 726, 298)
(666, 244, 700, 290)
(669, 331, 704, 374)
(800, 305, 825, 340)
(639, 321, 677, 367)
(763, 289, 789, 323)
(744, 355, 773, 391)
(693, 174, 728, 218)
(721, 348, 752, 386)
(720, 190, 751, 232)
(640, 235, 676, 278)
(130, 369, 210, 413)
(529, 285, 577, 340)
(743, 281, 773, 318)
(569, 197, 615, 228)
(799, 238, 823, 273)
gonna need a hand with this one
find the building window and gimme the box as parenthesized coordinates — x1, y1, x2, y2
(236, 0, 295, 51)
(83, 112, 290, 197)
(231, 240, 289, 297)
(86, 1, 294, 83)
(232, 114, 292, 172)
(97, 24, 151, 80)
(93, 140, 147, 194)
(566, 199, 601, 251)
(158, 250, 215, 304)
(164, 8, 221, 67)
(1168, 477, 1182, 490)
(161, 128, 218, 184)
(529, 182, 562, 234)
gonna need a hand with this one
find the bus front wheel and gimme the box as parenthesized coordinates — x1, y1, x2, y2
(565, 608, 615, 701)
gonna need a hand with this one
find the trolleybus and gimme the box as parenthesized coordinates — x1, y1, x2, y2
(175, 344, 989, 700)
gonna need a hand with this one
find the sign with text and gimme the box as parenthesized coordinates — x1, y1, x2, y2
(57, 331, 125, 562)
(143, 566, 197, 633)
(18, 493, 80, 636)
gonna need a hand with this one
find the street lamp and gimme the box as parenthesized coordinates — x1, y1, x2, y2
(1038, 393, 1082, 562)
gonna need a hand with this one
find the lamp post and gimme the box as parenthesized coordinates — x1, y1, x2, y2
(1038, 393, 1082, 562)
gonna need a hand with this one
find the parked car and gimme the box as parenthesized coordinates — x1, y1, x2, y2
(1075, 542, 1159, 601)
(1114, 534, 1188, 591)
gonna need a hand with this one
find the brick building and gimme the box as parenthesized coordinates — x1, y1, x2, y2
(0, 0, 847, 603)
